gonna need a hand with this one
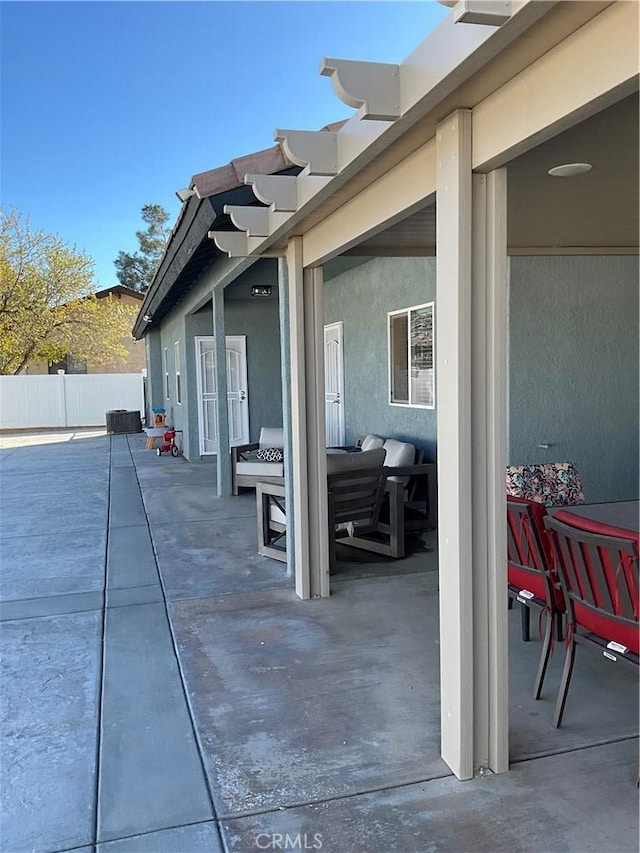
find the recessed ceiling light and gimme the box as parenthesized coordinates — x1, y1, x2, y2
(548, 163, 593, 177)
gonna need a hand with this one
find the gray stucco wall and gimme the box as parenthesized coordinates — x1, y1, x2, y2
(325, 253, 639, 502)
(508, 255, 639, 502)
(324, 257, 438, 461)
(153, 260, 281, 460)
(225, 265, 282, 443)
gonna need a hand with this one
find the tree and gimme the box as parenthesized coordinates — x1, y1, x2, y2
(114, 203, 171, 292)
(0, 209, 139, 375)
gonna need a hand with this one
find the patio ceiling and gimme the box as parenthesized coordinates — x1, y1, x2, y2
(345, 93, 638, 257)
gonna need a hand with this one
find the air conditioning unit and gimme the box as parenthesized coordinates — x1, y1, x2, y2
(105, 410, 142, 434)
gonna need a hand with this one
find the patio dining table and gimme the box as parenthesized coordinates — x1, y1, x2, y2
(550, 500, 639, 533)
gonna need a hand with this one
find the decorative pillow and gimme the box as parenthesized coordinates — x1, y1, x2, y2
(256, 447, 284, 463)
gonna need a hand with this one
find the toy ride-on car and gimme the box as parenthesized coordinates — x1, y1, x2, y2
(156, 428, 183, 457)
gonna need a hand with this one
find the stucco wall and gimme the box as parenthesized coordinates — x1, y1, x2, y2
(508, 255, 639, 502)
(154, 260, 282, 460)
(324, 257, 438, 461)
(325, 254, 639, 502)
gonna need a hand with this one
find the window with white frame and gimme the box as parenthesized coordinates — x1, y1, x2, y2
(174, 341, 181, 404)
(163, 347, 169, 399)
(388, 302, 435, 408)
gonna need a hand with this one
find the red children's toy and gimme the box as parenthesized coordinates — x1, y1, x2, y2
(156, 428, 183, 457)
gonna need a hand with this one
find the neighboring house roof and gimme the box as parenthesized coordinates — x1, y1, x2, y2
(132, 122, 346, 339)
(95, 285, 144, 301)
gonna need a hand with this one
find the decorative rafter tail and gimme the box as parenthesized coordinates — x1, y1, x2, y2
(319, 58, 401, 121)
(245, 174, 298, 212)
(223, 205, 270, 238)
(274, 130, 339, 177)
(207, 231, 250, 258)
(438, 0, 512, 26)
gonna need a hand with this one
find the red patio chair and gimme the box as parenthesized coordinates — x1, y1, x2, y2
(543, 510, 639, 729)
(507, 496, 565, 698)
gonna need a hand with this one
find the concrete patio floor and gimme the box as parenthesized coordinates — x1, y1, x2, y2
(0, 429, 637, 853)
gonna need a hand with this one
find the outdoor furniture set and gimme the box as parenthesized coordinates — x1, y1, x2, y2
(232, 429, 436, 567)
(506, 463, 639, 757)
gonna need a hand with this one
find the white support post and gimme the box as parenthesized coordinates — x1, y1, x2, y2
(436, 109, 509, 780)
(471, 170, 509, 775)
(213, 287, 232, 496)
(287, 238, 311, 598)
(277, 257, 295, 579)
(435, 108, 474, 781)
(303, 266, 330, 599)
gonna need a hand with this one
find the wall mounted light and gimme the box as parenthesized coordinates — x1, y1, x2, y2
(175, 188, 196, 202)
(548, 163, 592, 177)
(251, 285, 272, 297)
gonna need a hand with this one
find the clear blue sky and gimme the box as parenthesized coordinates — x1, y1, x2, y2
(1, 1, 448, 288)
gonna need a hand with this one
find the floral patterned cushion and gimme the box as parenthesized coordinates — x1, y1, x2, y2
(506, 462, 585, 507)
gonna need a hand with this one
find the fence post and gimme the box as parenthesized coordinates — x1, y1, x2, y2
(57, 370, 67, 427)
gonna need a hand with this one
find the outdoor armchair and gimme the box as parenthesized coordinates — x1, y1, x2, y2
(256, 448, 388, 570)
(340, 439, 436, 558)
(543, 510, 639, 730)
(231, 427, 284, 495)
(506, 495, 565, 699)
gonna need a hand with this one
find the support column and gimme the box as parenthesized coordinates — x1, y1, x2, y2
(287, 238, 311, 598)
(471, 169, 509, 774)
(145, 328, 164, 421)
(277, 257, 294, 578)
(303, 266, 330, 599)
(435, 109, 509, 780)
(183, 313, 200, 462)
(213, 287, 231, 496)
(436, 109, 474, 781)
(286, 241, 330, 599)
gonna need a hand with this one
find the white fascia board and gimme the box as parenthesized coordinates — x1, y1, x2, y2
(302, 137, 437, 268)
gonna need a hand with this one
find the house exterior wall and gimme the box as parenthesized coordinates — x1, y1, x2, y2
(508, 254, 639, 502)
(150, 260, 282, 460)
(324, 256, 438, 460)
(324, 253, 639, 502)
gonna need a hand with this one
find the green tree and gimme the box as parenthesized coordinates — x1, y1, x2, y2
(114, 203, 171, 292)
(0, 209, 139, 375)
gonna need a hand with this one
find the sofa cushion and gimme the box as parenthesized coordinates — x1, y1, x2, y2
(326, 447, 385, 475)
(360, 434, 384, 451)
(383, 438, 416, 485)
(259, 427, 284, 449)
(236, 461, 284, 477)
(256, 447, 284, 462)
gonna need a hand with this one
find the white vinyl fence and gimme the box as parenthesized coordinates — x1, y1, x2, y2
(0, 373, 144, 430)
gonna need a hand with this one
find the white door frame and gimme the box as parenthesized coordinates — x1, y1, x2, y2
(195, 335, 249, 455)
(324, 321, 345, 447)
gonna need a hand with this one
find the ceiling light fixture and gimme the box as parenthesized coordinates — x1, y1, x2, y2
(548, 162, 592, 178)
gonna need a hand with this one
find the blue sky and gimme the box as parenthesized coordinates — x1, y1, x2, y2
(1, 1, 448, 288)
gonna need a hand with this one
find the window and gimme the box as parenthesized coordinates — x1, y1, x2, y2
(388, 302, 435, 408)
(174, 341, 182, 404)
(163, 347, 169, 399)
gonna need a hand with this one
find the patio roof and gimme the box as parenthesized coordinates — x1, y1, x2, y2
(132, 122, 346, 339)
(204, 2, 637, 262)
